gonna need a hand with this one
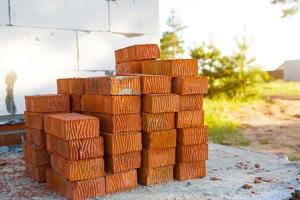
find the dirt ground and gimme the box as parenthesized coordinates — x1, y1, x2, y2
(234, 98, 300, 161)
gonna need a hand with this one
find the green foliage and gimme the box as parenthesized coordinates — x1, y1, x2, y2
(271, 0, 299, 17)
(160, 9, 186, 59)
(260, 80, 300, 96)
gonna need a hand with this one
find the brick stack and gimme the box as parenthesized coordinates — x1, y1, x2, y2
(44, 113, 106, 199)
(81, 76, 142, 194)
(24, 94, 70, 182)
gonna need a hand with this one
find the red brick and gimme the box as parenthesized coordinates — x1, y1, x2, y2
(180, 94, 203, 111)
(46, 168, 105, 200)
(115, 61, 142, 74)
(176, 144, 208, 162)
(0, 123, 24, 132)
(174, 161, 206, 181)
(141, 59, 198, 77)
(23, 142, 50, 166)
(25, 161, 50, 182)
(105, 151, 141, 173)
(172, 76, 208, 95)
(50, 153, 105, 181)
(24, 112, 44, 130)
(70, 94, 82, 112)
(0, 133, 22, 146)
(46, 135, 104, 160)
(105, 169, 138, 194)
(138, 165, 173, 186)
(142, 112, 175, 132)
(142, 148, 175, 168)
(57, 78, 85, 95)
(25, 128, 46, 148)
(103, 132, 142, 154)
(176, 110, 204, 128)
(177, 127, 208, 145)
(25, 94, 70, 113)
(82, 95, 141, 115)
(143, 129, 177, 149)
(142, 94, 179, 113)
(44, 113, 99, 140)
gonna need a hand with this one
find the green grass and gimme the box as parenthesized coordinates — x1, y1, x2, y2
(259, 138, 271, 145)
(260, 80, 300, 96)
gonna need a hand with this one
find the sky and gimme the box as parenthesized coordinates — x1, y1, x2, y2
(159, 0, 300, 70)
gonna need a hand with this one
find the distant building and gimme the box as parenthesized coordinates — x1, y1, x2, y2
(268, 60, 300, 81)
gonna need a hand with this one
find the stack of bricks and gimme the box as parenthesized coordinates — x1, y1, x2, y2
(81, 76, 142, 194)
(24, 94, 70, 182)
(44, 113, 106, 199)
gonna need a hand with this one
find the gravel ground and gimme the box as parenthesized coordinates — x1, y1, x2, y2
(0, 144, 299, 200)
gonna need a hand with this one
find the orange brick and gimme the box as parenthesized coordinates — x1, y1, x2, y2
(142, 148, 175, 168)
(50, 153, 105, 181)
(103, 132, 142, 154)
(175, 161, 206, 181)
(176, 110, 204, 128)
(24, 112, 44, 130)
(177, 127, 208, 145)
(116, 61, 142, 74)
(176, 144, 208, 162)
(142, 112, 175, 132)
(172, 76, 208, 95)
(115, 44, 160, 64)
(105, 169, 138, 194)
(46, 168, 105, 200)
(0, 133, 22, 146)
(105, 151, 141, 173)
(25, 161, 50, 182)
(82, 95, 141, 115)
(46, 135, 104, 160)
(70, 94, 82, 112)
(57, 78, 85, 95)
(44, 113, 99, 140)
(25, 128, 46, 148)
(138, 165, 173, 186)
(180, 94, 203, 111)
(25, 94, 70, 113)
(23, 142, 50, 166)
(142, 94, 179, 113)
(141, 59, 198, 77)
(143, 129, 177, 149)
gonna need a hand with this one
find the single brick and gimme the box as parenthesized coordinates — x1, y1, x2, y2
(175, 161, 206, 181)
(143, 129, 177, 149)
(176, 144, 208, 162)
(25, 161, 50, 182)
(177, 127, 208, 145)
(115, 61, 142, 74)
(24, 112, 44, 130)
(50, 154, 105, 181)
(44, 113, 99, 140)
(25, 94, 70, 113)
(176, 110, 204, 128)
(142, 148, 175, 168)
(115, 44, 160, 64)
(180, 94, 203, 111)
(172, 76, 208, 95)
(57, 78, 85, 95)
(142, 112, 175, 132)
(141, 59, 198, 77)
(103, 132, 142, 155)
(105, 151, 141, 173)
(70, 94, 82, 112)
(82, 95, 141, 115)
(46, 168, 105, 200)
(46, 135, 104, 160)
(23, 142, 50, 166)
(105, 169, 138, 194)
(0, 133, 22, 146)
(138, 165, 173, 186)
(25, 128, 46, 148)
(142, 94, 180, 113)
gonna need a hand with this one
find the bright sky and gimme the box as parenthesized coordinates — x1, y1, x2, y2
(159, 0, 300, 70)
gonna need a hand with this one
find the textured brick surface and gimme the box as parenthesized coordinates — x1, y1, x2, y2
(70, 94, 82, 112)
(177, 127, 208, 145)
(103, 132, 142, 155)
(50, 154, 105, 181)
(105, 151, 141, 173)
(180, 94, 203, 111)
(138, 165, 173, 186)
(141, 75, 172, 94)
(23, 142, 50, 166)
(142, 112, 175, 132)
(46, 135, 104, 160)
(82, 95, 141, 115)
(25, 128, 46, 148)
(24, 112, 44, 130)
(25, 161, 50, 182)
(116, 61, 143, 74)
(141, 59, 198, 77)
(0, 133, 22, 146)
(172, 76, 208, 95)
(105, 170, 138, 194)
(175, 161, 206, 181)
(115, 44, 160, 64)
(57, 78, 85, 95)
(25, 94, 70, 113)
(44, 113, 99, 140)
(142, 148, 175, 168)
(142, 94, 180, 113)
(176, 110, 204, 128)
(46, 168, 105, 200)
(176, 144, 208, 162)
(143, 129, 177, 149)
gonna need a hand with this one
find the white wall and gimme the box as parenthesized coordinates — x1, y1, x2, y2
(284, 61, 300, 81)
